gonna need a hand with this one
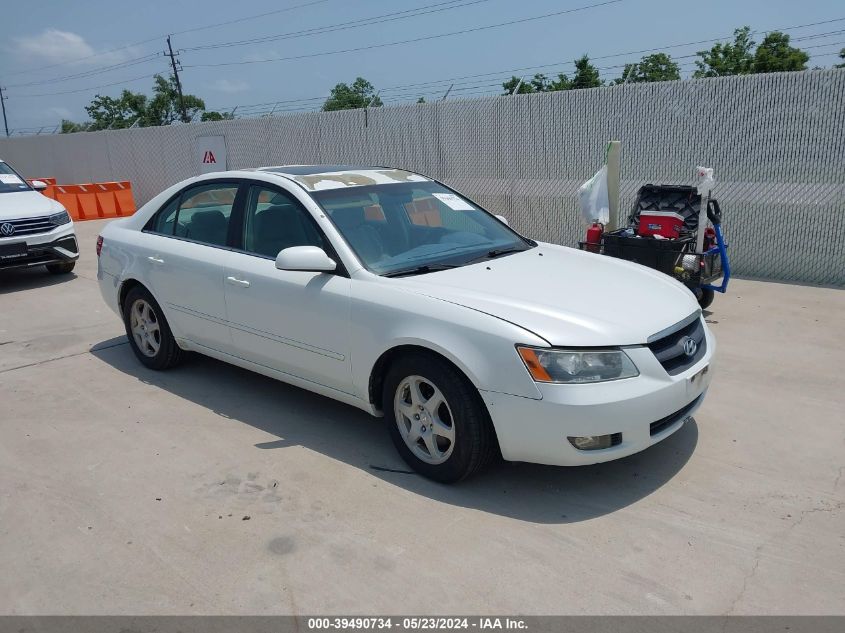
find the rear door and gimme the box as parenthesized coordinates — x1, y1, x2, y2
(140, 181, 243, 352)
(223, 182, 353, 394)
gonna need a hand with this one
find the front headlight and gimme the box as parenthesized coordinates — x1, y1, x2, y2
(49, 211, 71, 226)
(517, 346, 639, 384)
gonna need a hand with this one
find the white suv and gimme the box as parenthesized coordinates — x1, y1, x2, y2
(0, 160, 78, 275)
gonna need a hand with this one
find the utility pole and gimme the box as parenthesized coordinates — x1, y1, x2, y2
(440, 84, 454, 101)
(0, 86, 9, 137)
(166, 36, 188, 123)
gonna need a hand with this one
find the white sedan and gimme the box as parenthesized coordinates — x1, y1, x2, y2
(97, 165, 713, 482)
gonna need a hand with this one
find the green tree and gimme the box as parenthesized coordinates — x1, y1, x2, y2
(68, 74, 209, 131)
(752, 32, 809, 73)
(838, 48, 845, 68)
(616, 53, 681, 84)
(416, 97, 426, 103)
(144, 75, 205, 125)
(570, 55, 602, 89)
(502, 76, 534, 94)
(200, 110, 235, 122)
(694, 26, 756, 77)
(84, 89, 147, 130)
(322, 77, 382, 111)
(60, 119, 88, 134)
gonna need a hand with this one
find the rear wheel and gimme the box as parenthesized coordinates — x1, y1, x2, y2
(46, 261, 75, 274)
(383, 353, 497, 483)
(122, 285, 184, 370)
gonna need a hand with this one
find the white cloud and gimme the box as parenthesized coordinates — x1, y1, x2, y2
(211, 78, 250, 93)
(12, 29, 135, 66)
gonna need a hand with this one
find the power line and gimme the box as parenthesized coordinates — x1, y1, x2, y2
(10, 73, 158, 98)
(183, 0, 493, 52)
(1, 0, 334, 79)
(209, 23, 845, 113)
(5, 53, 163, 89)
(185, 0, 625, 68)
(1, 0, 490, 90)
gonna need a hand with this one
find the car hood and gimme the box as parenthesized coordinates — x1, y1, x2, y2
(391, 243, 700, 346)
(0, 190, 66, 221)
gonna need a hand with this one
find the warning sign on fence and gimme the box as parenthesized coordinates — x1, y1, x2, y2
(196, 136, 227, 174)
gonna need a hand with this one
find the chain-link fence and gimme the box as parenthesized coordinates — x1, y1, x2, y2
(1, 69, 843, 285)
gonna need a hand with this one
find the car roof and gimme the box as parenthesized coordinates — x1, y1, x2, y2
(256, 165, 432, 192)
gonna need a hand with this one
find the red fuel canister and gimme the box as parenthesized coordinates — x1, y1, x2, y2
(586, 222, 604, 252)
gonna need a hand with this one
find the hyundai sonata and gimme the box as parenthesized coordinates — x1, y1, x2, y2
(97, 165, 713, 482)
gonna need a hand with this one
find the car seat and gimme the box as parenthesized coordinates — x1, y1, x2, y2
(186, 209, 228, 245)
(253, 204, 321, 258)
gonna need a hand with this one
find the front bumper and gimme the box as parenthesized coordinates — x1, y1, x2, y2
(481, 325, 715, 466)
(0, 224, 79, 271)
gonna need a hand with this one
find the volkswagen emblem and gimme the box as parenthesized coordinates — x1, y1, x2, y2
(682, 336, 698, 357)
(0, 222, 15, 237)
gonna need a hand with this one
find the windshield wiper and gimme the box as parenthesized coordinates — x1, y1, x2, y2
(382, 264, 458, 278)
(466, 247, 527, 263)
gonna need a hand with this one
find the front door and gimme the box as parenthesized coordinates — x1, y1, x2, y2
(223, 184, 353, 394)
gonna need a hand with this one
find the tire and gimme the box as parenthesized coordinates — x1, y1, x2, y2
(46, 261, 75, 274)
(383, 352, 497, 483)
(122, 285, 184, 370)
(697, 288, 715, 310)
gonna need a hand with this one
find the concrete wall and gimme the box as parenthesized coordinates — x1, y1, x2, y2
(2, 69, 843, 285)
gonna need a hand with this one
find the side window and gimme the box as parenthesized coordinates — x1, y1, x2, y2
(145, 183, 238, 247)
(149, 198, 179, 234)
(174, 184, 238, 246)
(242, 185, 324, 258)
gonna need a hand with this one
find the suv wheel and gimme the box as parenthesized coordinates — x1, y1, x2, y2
(123, 285, 184, 370)
(383, 353, 497, 483)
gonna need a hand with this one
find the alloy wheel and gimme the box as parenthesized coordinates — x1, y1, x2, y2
(130, 299, 161, 358)
(393, 375, 456, 465)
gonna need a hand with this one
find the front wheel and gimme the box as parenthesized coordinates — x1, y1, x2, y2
(383, 353, 497, 483)
(122, 285, 184, 370)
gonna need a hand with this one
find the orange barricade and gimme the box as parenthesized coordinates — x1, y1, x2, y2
(54, 186, 82, 220)
(31, 180, 137, 221)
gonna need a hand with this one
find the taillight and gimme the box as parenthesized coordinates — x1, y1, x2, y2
(96, 235, 103, 257)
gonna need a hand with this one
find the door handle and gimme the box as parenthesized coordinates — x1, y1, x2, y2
(226, 276, 250, 288)
(147, 255, 165, 265)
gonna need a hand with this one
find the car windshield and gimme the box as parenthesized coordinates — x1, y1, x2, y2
(0, 162, 32, 194)
(311, 181, 532, 275)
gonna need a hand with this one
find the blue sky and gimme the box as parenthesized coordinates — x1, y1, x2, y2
(1, 0, 842, 131)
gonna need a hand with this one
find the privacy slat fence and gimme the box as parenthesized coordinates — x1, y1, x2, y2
(2, 69, 843, 285)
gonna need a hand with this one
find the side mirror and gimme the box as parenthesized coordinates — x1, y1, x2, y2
(30, 180, 48, 191)
(495, 214, 509, 226)
(275, 246, 337, 273)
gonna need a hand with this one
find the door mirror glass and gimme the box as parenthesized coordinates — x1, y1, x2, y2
(30, 180, 48, 191)
(495, 214, 509, 226)
(275, 246, 336, 273)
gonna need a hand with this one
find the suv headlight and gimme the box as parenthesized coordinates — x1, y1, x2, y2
(48, 211, 71, 226)
(517, 346, 639, 384)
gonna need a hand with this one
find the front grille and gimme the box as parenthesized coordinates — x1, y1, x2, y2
(647, 313, 706, 375)
(650, 395, 702, 436)
(1, 216, 55, 237)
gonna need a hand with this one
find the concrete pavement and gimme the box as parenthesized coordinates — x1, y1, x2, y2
(0, 219, 843, 615)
